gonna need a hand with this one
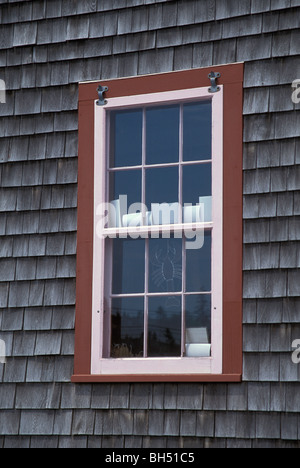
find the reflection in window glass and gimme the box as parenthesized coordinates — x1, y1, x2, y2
(146, 166, 179, 210)
(110, 110, 143, 167)
(183, 101, 212, 161)
(186, 231, 211, 293)
(112, 239, 145, 294)
(183, 164, 211, 206)
(148, 296, 181, 357)
(109, 169, 142, 211)
(106, 98, 216, 361)
(149, 237, 182, 293)
(146, 105, 180, 165)
(185, 294, 211, 344)
(111, 297, 144, 358)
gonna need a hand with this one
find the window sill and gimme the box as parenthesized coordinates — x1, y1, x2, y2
(71, 373, 242, 383)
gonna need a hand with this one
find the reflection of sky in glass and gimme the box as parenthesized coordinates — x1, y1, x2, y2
(110, 110, 142, 167)
(183, 101, 212, 161)
(109, 170, 142, 209)
(183, 164, 211, 206)
(146, 166, 179, 209)
(112, 238, 145, 294)
(146, 105, 180, 165)
(186, 231, 211, 293)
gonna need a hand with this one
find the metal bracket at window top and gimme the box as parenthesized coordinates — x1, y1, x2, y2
(96, 85, 108, 106)
(208, 72, 221, 93)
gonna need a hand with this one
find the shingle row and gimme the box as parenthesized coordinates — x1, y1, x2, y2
(2, 435, 300, 449)
(243, 139, 300, 170)
(2, 0, 300, 28)
(0, 233, 76, 258)
(2, 52, 300, 96)
(244, 166, 300, 194)
(0, 159, 77, 187)
(243, 269, 300, 298)
(0, 208, 77, 237)
(244, 192, 300, 219)
(0, 330, 73, 358)
(244, 111, 300, 143)
(0, 379, 298, 411)
(244, 85, 297, 115)
(1, 23, 298, 72)
(0, 0, 172, 25)
(0, 185, 77, 212)
(0, 356, 74, 383)
(1, 381, 297, 412)
(0, 407, 299, 440)
(243, 353, 300, 383)
(0, 306, 75, 331)
(0, 278, 76, 308)
(243, 323, 300, 351)
(0, 8, 298, 55)
(243, 242, 300, 270)
(243, 297, 300, 324)
(0, 112, 77, 137)
(244, 216, 300, 244)
(0, 81, 296, 119)
(0, 256, 76, 282)
(0, 133, 78, 163)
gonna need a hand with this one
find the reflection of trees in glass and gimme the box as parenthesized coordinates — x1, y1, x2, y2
(164, 328, 176, 348)
(111, 301, 182, 358)
(111, 307, 144, 358)
(148, 305, 181, 358)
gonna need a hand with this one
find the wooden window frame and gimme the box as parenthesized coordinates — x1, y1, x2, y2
(92, 87, 222, 376)
(72, 63, 244, 383)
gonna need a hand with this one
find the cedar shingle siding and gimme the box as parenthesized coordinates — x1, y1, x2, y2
(0, 0, 299, 448)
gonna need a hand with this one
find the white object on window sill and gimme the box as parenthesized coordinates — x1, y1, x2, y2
(122, 212, 152, 227)
(152, 202, 180, 225)
(108, 199, 122, 228)
(184, 197, 212, 223)
(185, 343, 211, 357)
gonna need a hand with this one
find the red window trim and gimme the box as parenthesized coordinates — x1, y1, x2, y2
(72, 63, 244, 383)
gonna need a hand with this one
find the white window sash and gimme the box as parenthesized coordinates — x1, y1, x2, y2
(92, 86, 223, 376)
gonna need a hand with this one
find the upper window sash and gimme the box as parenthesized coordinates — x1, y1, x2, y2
(95, 87, 222, 237)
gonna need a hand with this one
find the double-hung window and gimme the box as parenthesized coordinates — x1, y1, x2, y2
(73, 65, 244, 382)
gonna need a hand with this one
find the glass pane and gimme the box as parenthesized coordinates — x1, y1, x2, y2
(146, 166, 179, 215)
(112, 238, 145, 294)
(149, 237, 182, 293)
(111, 297, 144, 358)
(110, 110, 143, 167)
(148, 296, 182, 357)
(183, 101, 212, 161)
(186, 231, 211, 293)
(185, 294, 211, 354)
(146, 105, 179, 165)
(109, 169, 142, 216)
(183, 164, 211, 207)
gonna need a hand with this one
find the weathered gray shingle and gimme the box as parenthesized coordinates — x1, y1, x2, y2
(24, 307, 52, 331)
(0, 410, 20, 435)
(19, 410, 55, 435)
